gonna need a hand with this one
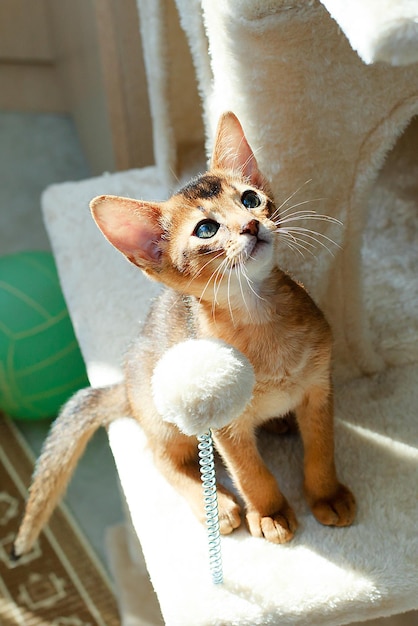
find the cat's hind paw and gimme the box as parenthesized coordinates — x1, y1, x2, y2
(261, 412, 299, 436)
(310, 483, 356, 528)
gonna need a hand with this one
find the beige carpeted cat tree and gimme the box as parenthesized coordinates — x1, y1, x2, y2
(41, 1, 418, 624)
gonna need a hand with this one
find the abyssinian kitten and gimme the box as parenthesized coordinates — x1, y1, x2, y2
(13, 112, 355, 558)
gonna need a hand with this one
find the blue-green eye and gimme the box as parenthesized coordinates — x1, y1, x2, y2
(193, 219, 220, 239)
(241, 190, 261, 209)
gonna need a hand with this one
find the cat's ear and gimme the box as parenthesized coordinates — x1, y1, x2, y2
(211, 111, 268, 190)
(90, 195, 164, 268)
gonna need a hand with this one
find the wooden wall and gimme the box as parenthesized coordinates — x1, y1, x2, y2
(0, 0, 154, 174)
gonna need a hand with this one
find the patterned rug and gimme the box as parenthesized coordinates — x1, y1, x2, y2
(0, 414, 120, 626)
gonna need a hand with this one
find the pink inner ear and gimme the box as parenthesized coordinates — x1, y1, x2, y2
(212, 112, 265, 189)
(91, 196, 163, 265)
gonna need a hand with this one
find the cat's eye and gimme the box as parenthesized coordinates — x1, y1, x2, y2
(241, 190, 261, 209)
(193, 219, 220, 239)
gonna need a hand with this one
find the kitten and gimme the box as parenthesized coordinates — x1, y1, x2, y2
(13, 112, 355, 557)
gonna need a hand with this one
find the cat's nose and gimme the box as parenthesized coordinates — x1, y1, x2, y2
(240, 219, 259, 237)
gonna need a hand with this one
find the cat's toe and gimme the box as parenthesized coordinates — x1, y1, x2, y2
(310, 483, 356, 527)
(246, 504, 298, 544)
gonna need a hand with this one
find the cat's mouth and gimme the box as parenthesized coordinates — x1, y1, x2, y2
(228, 233, 272, 269)
(247, 237, 267, 259)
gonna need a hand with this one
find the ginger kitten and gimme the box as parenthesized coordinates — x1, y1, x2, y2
(13, 112, 355, 557)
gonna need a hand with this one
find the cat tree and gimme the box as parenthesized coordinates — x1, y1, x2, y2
(41, 0, 418, 624)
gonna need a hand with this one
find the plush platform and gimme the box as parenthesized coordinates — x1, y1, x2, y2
(42, 161, 418, 625)
(41, 0, 418, 624)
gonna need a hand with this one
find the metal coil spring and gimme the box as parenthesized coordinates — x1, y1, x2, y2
(198, 430, 223, 585)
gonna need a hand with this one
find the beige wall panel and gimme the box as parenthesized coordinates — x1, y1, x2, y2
(0, 64, 66, 112)
(0, 0, 54, 61)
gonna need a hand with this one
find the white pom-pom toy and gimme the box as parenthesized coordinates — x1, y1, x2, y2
(151, 338, 255, 584)
(151, 338, 255, 436)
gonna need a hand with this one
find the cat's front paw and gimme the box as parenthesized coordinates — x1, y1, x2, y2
(246, 504, 298, 544)
(217, 492, 242, 535)
(309, 483, 356, 528)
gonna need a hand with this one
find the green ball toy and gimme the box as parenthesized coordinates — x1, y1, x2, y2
(0, 251, 89, 420)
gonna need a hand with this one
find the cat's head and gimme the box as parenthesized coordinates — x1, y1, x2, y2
(90, 112, 277, 304)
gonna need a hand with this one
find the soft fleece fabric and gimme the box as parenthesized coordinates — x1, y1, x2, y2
(41, 0, 418, 623)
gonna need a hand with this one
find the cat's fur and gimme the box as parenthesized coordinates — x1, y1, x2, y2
(13, 112, 355, 558)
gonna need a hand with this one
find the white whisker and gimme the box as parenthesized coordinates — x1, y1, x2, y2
(271, 191, 343, 259)
(279, 229, 317, 259)
(286, 226, 342, 249)
(197, 254, 226, 304)
(227, 259, 236, 325)
(213, 258, 228, 305)
(186, 250, 224, 289)
(276, 197, 324, 217)
(275, 211, 342, 227)
(274, 179, 313, 215)
(271, 199, 327, 224)
(280, 227, 339, 257)
(241, 263, 266, 303)
(236, 258, 254, 322)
